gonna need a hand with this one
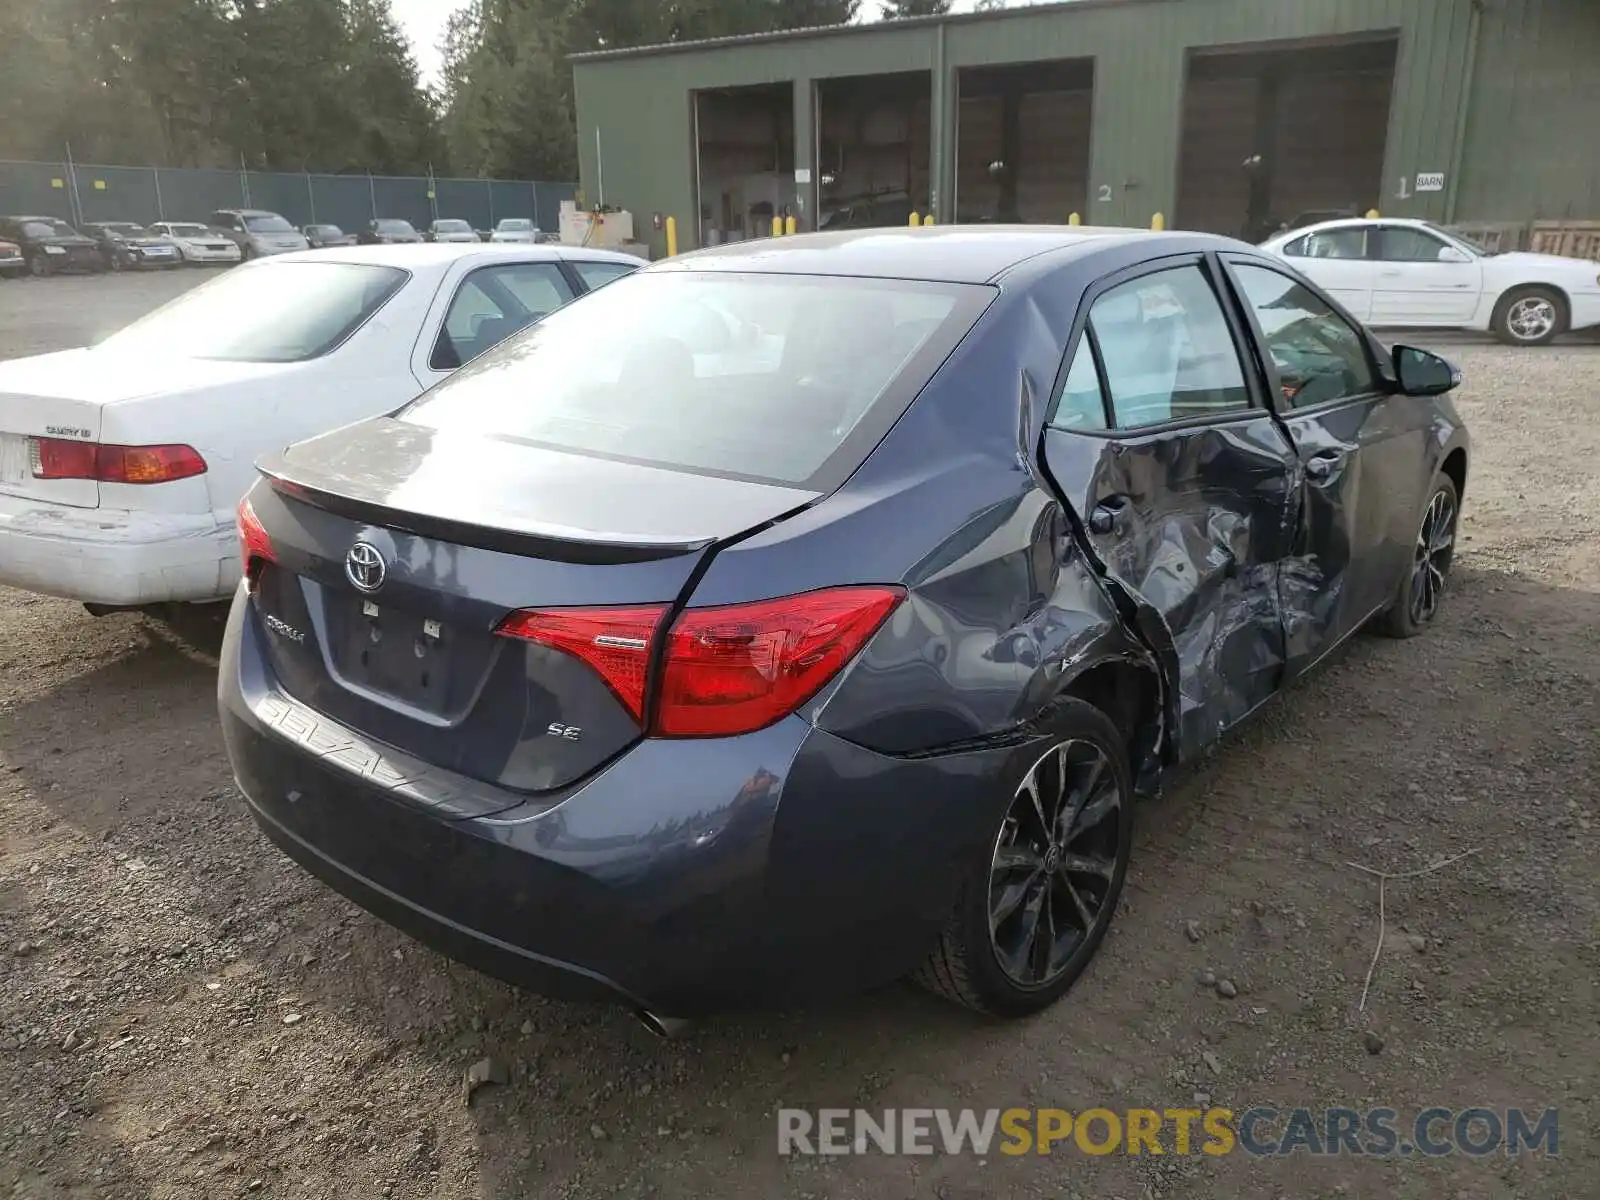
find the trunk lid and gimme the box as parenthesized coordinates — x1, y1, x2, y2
(247, 419, 818, 794)
(0, 349, 287, 508)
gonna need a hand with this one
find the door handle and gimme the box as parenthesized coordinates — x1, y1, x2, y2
(1089, 495, 1131, 535)
(1304, 452, 1345, 482)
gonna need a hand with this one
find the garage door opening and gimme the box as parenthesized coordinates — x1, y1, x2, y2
(814, 71, 931, 231)
(1176, 36, 1398, 242)
(694, 83, 794, 246)
(955, 59, 1094, 225)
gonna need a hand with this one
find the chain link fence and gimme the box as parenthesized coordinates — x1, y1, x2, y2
(0, 159, 576, 236)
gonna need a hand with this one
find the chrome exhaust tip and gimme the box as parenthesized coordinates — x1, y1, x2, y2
(634, 1009, 689, 1039)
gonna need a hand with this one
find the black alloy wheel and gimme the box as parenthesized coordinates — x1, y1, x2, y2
(989, 738, 1124, 987)
(1376, 473, 1460, 638)
(917, 698, 1134, 1016)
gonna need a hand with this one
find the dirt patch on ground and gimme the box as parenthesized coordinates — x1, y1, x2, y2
(0, 282, 1594, 1198)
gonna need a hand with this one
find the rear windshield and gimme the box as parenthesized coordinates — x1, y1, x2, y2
(93, 262, 407, 363)
(244, 214, 294, 233)
(498, 219, 531, 230)
(435, 219, 470, 232)
(376, 219, 416, 234)
(400, 271, 990, 489)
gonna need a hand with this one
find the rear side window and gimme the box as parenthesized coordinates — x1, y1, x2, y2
(1086, 265, 1251, 428)
(1049, 340, 1108, 431)
(572, 260, 638, 291)
(431, 262, 577, 370)
(402, 271, 990, 489)
(1286, 228, 1368, 260)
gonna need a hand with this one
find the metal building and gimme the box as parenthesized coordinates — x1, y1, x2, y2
(571, 0, 1600, 256)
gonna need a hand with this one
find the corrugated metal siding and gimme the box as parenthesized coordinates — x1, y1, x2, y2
(1456, 0, 1600, 220)
(574, 0, 1595, 255)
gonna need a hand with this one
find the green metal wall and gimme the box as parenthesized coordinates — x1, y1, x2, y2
(1454, 0, 1600, 222)
(573, 0, 1598, 257)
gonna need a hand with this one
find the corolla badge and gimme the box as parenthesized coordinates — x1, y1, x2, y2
(345, 541, 387, 593)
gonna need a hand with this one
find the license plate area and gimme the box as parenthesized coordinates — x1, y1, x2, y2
(323, 594, 497, 720)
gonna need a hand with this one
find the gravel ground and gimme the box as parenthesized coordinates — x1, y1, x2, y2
(0, 274, 1596, 1199)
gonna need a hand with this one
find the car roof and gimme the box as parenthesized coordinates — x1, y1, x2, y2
(659, 225, 1256, 285)
(263, 242, 641, 270)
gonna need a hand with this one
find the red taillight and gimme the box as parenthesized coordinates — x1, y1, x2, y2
(236, 496, 276, 584)
(30, 437, 206, 484)
(656, 587, 904, 736)
(495, 586, 904, 737)
(496, 605, 667, 722)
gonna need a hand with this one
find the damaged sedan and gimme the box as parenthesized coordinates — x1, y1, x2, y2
(218, 226, 1468, 1025)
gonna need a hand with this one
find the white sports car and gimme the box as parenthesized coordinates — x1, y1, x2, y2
(149, 222, 245, 265)
(1260, 217, 1600, 346)
(0, 243, 642, 612)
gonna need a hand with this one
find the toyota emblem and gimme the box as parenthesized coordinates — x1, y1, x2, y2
(345, 541, 387, 593)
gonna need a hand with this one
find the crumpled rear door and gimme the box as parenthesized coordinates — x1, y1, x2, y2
(1039, 257, 1299, 760)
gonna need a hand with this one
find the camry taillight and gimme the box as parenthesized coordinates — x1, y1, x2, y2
(495, 586, 904, 737)
(235, 496, 277, 586)
(30, 437, 206, 484)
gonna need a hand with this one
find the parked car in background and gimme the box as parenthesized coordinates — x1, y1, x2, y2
(214, 227, 1469, 1023)
(489, 218, 537, 243)
(0, 240, 25, 279)
(819, 189, 917, 230)
(1261, 216, 1600, 346)
(210, 209, 310, 259)
(0, 216, 104, 276)
(360, 219, 424, 245)
(150, 222, 244, 265)
(303, 224, 357, 250)
(0, 243, 643, 616)
(427, 218, 478, 244)
(82, 221, 185, 271)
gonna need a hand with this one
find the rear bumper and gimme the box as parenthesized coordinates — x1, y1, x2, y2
(219, 589, 1013, 1016)
(0, 495, 233, 605)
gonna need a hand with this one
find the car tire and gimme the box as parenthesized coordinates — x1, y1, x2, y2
(108, 253, 123, 273)
(914, 697, 1135, 1017)
(1492, 285, 1566, 347)
(1374, 472, 1460, 639)
(29, 254, 52, 278)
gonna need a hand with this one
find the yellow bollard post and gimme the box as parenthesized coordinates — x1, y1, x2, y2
(1366, 208, 1380, 219)
(665, 215, 677, 258)
(908, 211, 919, 227)
(771, 214, 783, 237)
(784, 214, 796, 236)
(1151, 212, 1166, 231)
(923, 213, 934, 226)
(1068, 212, 1081, 226)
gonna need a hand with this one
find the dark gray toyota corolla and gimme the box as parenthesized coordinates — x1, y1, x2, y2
(219, 226, 1469, 1024)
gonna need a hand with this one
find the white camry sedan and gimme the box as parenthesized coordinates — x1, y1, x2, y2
(149, 222, 244, 265)
(0, 243, 641, 611)
(1260, 217, 1600, 346)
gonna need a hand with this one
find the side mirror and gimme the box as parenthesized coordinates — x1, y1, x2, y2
(1392, 345, 1461, 396)
(1437, 246, 1472, 264)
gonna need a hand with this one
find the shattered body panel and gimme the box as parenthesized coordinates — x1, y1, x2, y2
(721, 233, 1467, 792)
